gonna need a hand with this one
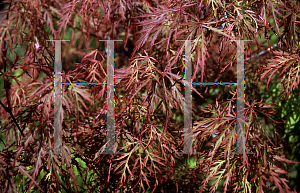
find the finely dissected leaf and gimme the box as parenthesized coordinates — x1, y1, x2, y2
(18, 165, 45, 193)
(273, 155, 296, 164)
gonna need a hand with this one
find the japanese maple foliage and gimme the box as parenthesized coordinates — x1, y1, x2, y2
(0, 0, 299, 192)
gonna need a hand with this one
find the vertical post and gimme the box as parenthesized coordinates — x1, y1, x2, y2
(184, 40, 193, 154)
(236, 40, 245, 154)
(54, 41, 62, 154)
(47, 39, 70, 155)
(233, 40, 252, 155)
(99, 40, 123, 154)
(176, 40, 202, 155)
(106, 40, 116, 154)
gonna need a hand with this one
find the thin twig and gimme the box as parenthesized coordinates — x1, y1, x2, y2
(245, 39, 283, 61)
(0, 100, 25, 137)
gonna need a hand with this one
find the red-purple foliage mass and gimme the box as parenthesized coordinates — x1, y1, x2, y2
(0, 0, 299, 192)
